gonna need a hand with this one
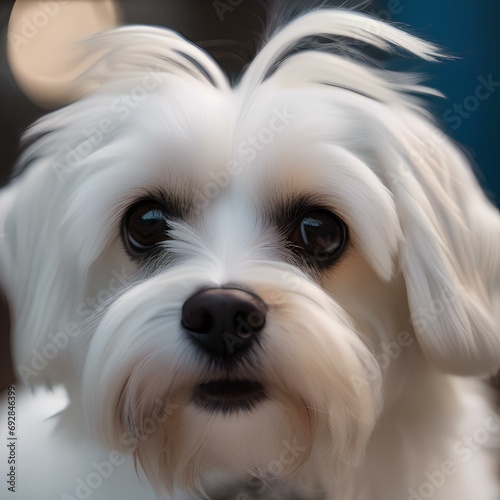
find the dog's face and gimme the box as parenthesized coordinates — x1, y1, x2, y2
(1, 10, 499, 496)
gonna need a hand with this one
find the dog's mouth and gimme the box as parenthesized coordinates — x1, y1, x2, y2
(192, 380, 266, 414)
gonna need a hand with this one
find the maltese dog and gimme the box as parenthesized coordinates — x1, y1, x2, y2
(1, 8, 499, 500)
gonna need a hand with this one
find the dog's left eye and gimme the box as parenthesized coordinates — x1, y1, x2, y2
(288, 209, 348, 266)
(123, 200, 170, 255)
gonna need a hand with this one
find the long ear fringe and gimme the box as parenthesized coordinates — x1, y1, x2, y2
(390, 123, 500, 375)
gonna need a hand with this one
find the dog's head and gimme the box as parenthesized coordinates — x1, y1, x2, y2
(1, 8, 499, 495)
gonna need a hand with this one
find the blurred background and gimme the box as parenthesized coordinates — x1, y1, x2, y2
(0, 0, 499, 389)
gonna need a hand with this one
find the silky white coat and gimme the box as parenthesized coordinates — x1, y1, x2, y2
(0, 9, 499, 500)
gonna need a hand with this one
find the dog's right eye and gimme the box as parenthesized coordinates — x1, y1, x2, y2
(287, 208, 349, 268)
(123, 200, 170, 255)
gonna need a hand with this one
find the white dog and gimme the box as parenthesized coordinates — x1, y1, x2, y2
(1, 8, 499, 500)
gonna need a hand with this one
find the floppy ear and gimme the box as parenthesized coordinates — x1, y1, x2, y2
(390, 119, 500, 376)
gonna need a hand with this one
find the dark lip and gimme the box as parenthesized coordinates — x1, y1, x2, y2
(192, 380, 266, 415)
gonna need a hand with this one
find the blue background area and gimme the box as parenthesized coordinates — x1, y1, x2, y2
(380, 0, 500, 206)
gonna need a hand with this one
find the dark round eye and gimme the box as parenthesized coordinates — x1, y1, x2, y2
(288, 209, 348, 266)
(123, 200, 170, 255)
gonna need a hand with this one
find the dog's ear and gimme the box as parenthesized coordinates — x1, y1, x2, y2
(390, 122, 500, 375)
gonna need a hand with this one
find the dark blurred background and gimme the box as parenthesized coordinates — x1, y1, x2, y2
(0, 0, 499, 389)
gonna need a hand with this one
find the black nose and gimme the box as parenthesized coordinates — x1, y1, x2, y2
(181, 288, 267, 356)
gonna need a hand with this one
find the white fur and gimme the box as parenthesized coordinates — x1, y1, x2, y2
(0, 8, 499, 500)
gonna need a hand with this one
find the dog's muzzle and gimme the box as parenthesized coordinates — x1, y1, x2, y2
(182, 287, 268, 413)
